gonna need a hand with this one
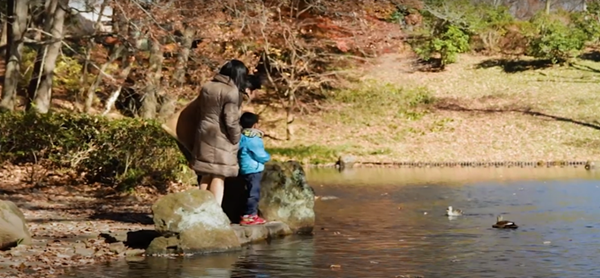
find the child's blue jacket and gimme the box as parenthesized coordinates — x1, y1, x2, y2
(238, 128, 271, 175)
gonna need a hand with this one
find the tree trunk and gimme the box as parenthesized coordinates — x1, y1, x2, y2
(84, 45, 123, 112)
(171, 25, 196, 87)
(102, 54, 135, 116)
(285, 92, 295, 141)
(0, 20, 8, 57)
(0, 0, 29, 111)
(26, 0, 68, 114)
(77, 0, 108, 111)
(85, 5, 128, 113)
(545, 0, 552, 14)
(157, 78, 175, 121)
(139, 39, 163, 119)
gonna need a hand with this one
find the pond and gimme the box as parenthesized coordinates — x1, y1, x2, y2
(62, 167, 600, 277)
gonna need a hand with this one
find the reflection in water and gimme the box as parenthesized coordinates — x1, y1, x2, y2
(62, 168, 600, 277)
(131, 252, 240, 277)
(307, 167, 600, 186)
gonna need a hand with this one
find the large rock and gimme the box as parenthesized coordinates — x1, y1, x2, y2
(258, 161, 315, 234)
(147, 189, 241, 256)
(0, 200, 32, 250)
(232, 221, 292, 245)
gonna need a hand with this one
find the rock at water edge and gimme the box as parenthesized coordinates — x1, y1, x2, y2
(259, 161, 315, 234)
(585, 161, 597, 171)
(0, 200, 32, 250)
(148, 189, 240, 255)
(336, 155, 356, 170)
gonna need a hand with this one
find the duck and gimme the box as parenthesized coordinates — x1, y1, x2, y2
(492, 215, 518, 229)
(445, 206, 463, 216)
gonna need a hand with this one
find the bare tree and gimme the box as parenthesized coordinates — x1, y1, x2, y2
(26, 0, 69, 113)
(256, 1, 334, 140)
(0, 0, 29, 111)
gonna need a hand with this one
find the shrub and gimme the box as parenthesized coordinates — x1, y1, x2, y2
(526, 13, 589, 64)
(54, 55, 86, 94)
(466, 4, 516, 52)
(412, 0, 515, 63)
(0, 111, 187, 191)
(570, 3, 600, 45)
(18, 47, 37, 90)
(413, 23, 470, 69)
(20, 47, 92, 96)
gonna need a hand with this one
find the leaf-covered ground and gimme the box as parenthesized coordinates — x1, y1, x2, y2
(259, 52, 600, 164)
(0, 164, 193, 278)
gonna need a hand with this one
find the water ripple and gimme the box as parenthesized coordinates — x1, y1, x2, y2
(62, 169, 600, 277)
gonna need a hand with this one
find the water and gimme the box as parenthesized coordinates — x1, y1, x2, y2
(63, 168, 600, 277)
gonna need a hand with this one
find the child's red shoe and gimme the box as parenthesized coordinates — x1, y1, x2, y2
(240, 214, 267, 225)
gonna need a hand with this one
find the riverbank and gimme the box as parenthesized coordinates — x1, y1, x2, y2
(0, 175, 158, 277)
(0, 181, 294, 277)
(0, 163, 305, 278)
(0, 163, 597, 277)
(257, 53, 600, 164)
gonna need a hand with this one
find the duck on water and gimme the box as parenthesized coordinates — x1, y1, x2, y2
(445, 206, 463, 216)
(492, 215, 518, 229)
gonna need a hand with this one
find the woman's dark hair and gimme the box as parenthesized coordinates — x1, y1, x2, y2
(246, 74, 263, 91)
(240, 112, 259, 129)
(219, 59, 249, 94)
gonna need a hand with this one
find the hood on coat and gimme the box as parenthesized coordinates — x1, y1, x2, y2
(242, 128, 264, 138)
(213, 73, 246, 107)
(212, 74, 236, 86)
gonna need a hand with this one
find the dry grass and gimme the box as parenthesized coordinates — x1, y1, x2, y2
(253, 53, 600, 163)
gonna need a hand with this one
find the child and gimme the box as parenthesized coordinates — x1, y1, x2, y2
(238, 112, 271, 225)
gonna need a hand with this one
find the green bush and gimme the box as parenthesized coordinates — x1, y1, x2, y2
(466, 4, 515, 52)
(18, 47, 37, 90)
(467, 4, 514, 32)
(54, 55, 86, 94)
(20, 47, 92, 95)
(414, 23, 470, 69)
(570, 3, 600, 45)
(0, 111, 187, 191)
(526, 13, 589, 64)
(413, 0, 514, 61)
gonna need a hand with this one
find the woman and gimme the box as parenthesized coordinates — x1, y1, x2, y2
(192, 59, 249, 206)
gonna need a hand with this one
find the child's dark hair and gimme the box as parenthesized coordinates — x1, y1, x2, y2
(240, 112, 259, 129)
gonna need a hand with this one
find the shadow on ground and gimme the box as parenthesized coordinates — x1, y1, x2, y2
(579, 50, 600, 62)
(475, 58, 555, 73)
(570, 63, 600, 74)
(414, 58, 446, 73)
(90, 212, 154, 225)
(434, 99, 600, 131)
(99, 230, 161, 249)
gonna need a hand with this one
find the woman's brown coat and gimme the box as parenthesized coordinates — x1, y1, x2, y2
(190, 74, 242, 177)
